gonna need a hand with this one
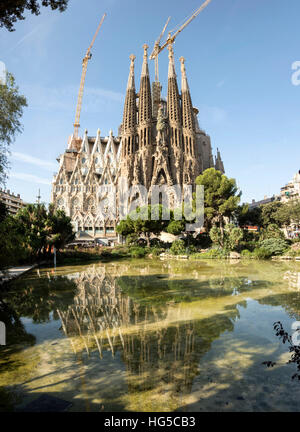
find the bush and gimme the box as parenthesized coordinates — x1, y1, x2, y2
(259, 224, 285, 241)
(150, 247, 165, 257)
(129, 246, 147, 258)
(209, 224, 243, 251)
(126, 233, 139, 246)
(194, 232, 212, 249)
(259, 238, 288, 256)
(190, 248, 228, 259)
(252, 247, 272, 260)
(239, 239, 258, 252)
(150, 238, 165, 247)
(170, 239, 186, 255)
(241, 249, 253, 258)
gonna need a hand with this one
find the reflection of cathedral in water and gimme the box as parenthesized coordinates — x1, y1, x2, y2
(284, 271, 300, 290)
(57, 265, 241, 396)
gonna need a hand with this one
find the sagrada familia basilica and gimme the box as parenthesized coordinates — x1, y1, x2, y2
(51, 44, 224, 240)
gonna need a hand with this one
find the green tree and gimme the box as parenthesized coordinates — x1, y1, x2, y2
(259, 238, 288, 256)
(0, 0, 68, 31)
(0, 213, 29, 270)
(116, 218, 135, 239)
(260, 201, 286, 228)
(195, 168, 241, 244)
(210, 223, 243, 251)
(236, 204, 262, 227)
(170, 239, 186, 255)
(166, 219, 185, 235)
(285, 201, 300, 227)
(259, 223, 285, 241)
(116, 204, 169, 247)
(14, 203, 74, 260)
(46, 203, 75, 252)
(0, 72, 27, 185)
(0, 201, 8, 223)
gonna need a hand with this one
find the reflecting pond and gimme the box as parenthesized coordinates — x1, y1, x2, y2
(1, 259, 300, 412)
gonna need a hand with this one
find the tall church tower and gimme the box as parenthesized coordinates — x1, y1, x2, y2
(121, 54, 137, 183)
(138, 44, 153, 188)
(180, 57, 202, 183)
(167, 45, 183, 185)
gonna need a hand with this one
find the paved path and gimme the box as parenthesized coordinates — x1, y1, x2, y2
(0, 264, 37, 285)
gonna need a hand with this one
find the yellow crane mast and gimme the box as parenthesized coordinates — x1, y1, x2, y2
(150, 16, 171, 83)
(73, 13, 106, 138)
(150, 0, 212, 70)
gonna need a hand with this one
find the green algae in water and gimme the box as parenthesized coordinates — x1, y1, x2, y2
(1, 259, 300, 412)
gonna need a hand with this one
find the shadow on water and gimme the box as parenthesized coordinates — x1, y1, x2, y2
(1, 260, 300, 411)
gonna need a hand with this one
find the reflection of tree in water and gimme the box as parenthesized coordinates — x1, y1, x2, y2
(57, 265, 244, 399)
(2, 274, 77, 324)
(0, 298, 35, 348)
(256, 270, 300, 321)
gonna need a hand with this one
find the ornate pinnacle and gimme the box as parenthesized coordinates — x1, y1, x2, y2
(180, 56, 189, 92)
(180, 56, 186, 76)
(143, 44, 149, 58)
(127, 54, 136, 90)
(141, 44, 149, 76)
(167, 43, 174, 58)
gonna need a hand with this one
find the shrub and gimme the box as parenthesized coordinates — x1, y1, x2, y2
(259, 238, 288, 256)
(125, 233, 139, 245)
(209, 224, 243, 251)
(259, 224, 285, 241)
(166, 220, 185, 235)
(170, 239, 186, 255)
(129, 246, 147, 258)
(190, 248, 228, 259)
(194, 232, 212, 248)
(150, 247, 165, 257)
(253, 247, 272, 260)
(241, 249, 253, 258)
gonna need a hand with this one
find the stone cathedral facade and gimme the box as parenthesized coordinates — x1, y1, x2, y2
(51, 44, 224, 240)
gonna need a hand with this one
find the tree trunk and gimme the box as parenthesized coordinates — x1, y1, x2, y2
(219, 217, 224, 248)
(146, 233, 151, 247)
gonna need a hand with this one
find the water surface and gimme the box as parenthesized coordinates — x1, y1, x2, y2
(1, 259, 300, 412)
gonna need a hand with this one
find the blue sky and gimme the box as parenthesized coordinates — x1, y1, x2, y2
(1, 0, 300, 204)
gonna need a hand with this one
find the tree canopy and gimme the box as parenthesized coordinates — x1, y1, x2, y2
(195, 168, 241, 235)
(0, 72, 27, 185)
(0, 203, 74, 269)
(117, 204, 170, 246)
(0, 0, 68, 31)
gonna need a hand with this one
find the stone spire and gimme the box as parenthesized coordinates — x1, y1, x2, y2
(138, 44, 153, 188)
(122, 54, 136, 135)
(141, 43, 150, 77)
(121, 54, 137, 181)
(167, 44, 181, 125)
(138, 44, 152, 125)
(167, 44, 182, 185)
(168, 44, 176, 78)
(126, 53, 136, 90)
(180, 57, 195, 138)
(180, 57, 200, 183)
(215, 148, 225, 173)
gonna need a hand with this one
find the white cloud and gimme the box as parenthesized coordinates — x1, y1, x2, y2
(8, 24, 41, 52)
(12, 152, 57, 170)
(21, 83, 124, 113)
(9, 172, 51, 185)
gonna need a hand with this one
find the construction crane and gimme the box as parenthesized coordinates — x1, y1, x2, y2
(150, 16, 171, 83)
(149, 0, 212, 70)
(73, 13, 106, 138)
